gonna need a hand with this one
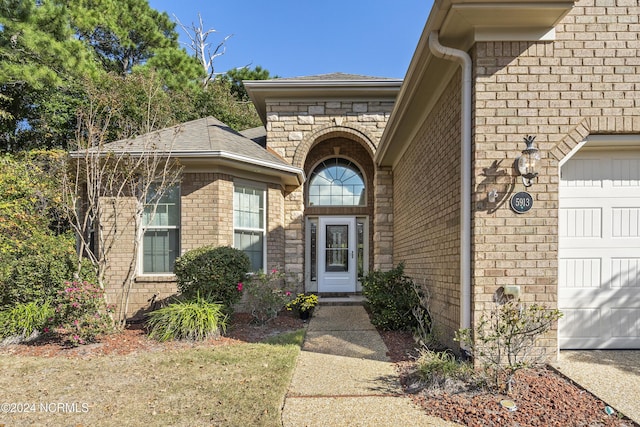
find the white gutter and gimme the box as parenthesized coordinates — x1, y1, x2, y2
(428, 31, 472, 335)
(70, 150, 306, 186)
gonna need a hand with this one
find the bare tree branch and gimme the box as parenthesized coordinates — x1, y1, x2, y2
(62, 75, 184, 327)
(174, 12, 233, 87)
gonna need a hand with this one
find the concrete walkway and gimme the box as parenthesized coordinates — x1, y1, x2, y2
(281, 305, 460, 427)
(552, 350, 640, 424)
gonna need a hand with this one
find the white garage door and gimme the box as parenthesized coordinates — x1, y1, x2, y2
(559, 149, 640, 349)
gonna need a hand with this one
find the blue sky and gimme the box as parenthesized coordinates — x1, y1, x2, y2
(148, 1, 433, 79)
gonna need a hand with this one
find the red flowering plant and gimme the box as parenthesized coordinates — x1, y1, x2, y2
(241, 268, 295, 324)
(51, 281, 114, 346)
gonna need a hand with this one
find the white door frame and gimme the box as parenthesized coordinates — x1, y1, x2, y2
(317, 216, 357, 293)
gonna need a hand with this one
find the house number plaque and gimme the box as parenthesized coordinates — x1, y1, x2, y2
(510, 192, 533, 214)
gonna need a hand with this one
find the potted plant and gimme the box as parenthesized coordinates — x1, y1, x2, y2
(286, 293, 318, 320)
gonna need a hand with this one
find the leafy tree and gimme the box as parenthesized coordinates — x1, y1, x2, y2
(67, 0, 203, 92)
(192, 78, 262, 130)
(0, 0, 99, 150)
(0, 150, 68, 257)
(0, 0, 204, 151)
(68, 0, 198, 78)
(222, 66, 277, 102)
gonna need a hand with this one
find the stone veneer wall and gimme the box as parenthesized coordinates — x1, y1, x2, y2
(264, 100, 394, 283)
(392, 75, 463, 348)
(472, 0, 640, 355)
(303, 137, 376, 284)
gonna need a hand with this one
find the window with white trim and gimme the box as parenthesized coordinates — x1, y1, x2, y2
(142, 183, 180, 274)
(308, 158, 366, 206)
(233, 183, 265, 271)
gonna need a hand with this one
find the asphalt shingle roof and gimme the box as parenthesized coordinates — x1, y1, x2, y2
(98, 116, 285, 167)
(239, 126, 267, 147)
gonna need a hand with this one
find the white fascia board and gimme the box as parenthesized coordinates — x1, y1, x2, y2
(175, 150, 304, 176)
(70, 150, 305, 186)
(377, 0, 575, 167)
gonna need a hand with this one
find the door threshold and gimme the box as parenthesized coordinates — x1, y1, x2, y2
(317, 294, 366, 306)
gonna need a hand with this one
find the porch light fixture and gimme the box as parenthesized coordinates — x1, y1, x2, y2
(516, 135, 540, 187)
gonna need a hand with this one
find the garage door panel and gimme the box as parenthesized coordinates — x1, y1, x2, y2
(559, 258, 601, 288)
(610, 258, 640, 288)
(559, 208, 602, 238)
(560, 256, 640, 288)
(561, 157, 608, 186)
(611, 207, 640, 237)
(559, 308, 601, 338)
(611, 308, 640, 338)
(560, 148, 640, 349)
(612, 158, 640, 185)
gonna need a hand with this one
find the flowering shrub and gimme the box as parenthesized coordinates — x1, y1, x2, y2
(286, 293, 318, 313)
(243, 269, 294, 324)
(52, 281, 114, 346)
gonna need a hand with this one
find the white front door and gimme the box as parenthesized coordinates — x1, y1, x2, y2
(317, 217, 357, 292)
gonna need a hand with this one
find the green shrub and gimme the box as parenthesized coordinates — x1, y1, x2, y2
(146, 295, 228, 341)
(417, 349, 473, 382)
(173, 246, 250, 309)
(243, 269, 294, 324)
(415, 348, 479, 393)
(0, 233, 97, 308)
(51, 281, 114, 346)
(362, 263, 420, 330)
(0, 301, 55, 340)
(0, 151, 93, 308)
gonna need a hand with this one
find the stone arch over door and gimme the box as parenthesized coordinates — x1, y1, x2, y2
(300, 129, 377, 293)
(293, 124, 377, 170)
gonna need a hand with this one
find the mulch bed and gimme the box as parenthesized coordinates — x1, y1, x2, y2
(377, 330, 637, 427)
(1, 312, 636, 426)
(0, 310, 306, 358)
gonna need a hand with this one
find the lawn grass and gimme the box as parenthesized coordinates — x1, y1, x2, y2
(0, 329, 305, 426)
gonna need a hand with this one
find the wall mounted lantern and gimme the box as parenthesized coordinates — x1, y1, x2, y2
(516, 135, 540, 187)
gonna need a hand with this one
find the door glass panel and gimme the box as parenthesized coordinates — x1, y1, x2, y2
(310, 221, 317, 281)
(357, 220, 364, 278)
(325, 224, 348, 272)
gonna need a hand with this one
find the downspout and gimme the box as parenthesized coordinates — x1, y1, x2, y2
(428, 31, 472, 338)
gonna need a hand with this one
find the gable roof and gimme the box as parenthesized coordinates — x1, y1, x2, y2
(73, 116, 304, 186)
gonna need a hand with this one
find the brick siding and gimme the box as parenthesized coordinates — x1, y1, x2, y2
(471, 0, 640, 356)
(392, 75, 463, 348)
(391, 0, 640, 355)
(103, 173, 286, 317)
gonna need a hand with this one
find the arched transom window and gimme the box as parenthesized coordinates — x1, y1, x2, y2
(308, 158, 365, 206)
